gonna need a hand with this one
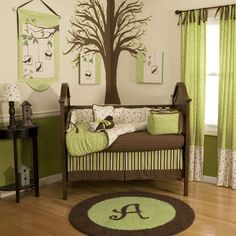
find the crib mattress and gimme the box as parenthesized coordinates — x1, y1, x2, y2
(106, 131, 185, 152)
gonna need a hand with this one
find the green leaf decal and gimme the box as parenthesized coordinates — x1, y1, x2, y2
(33, 38, 38, 44)
(28, 35, 34, 40)
(47, 41, 53, 47)
(23, 40, 28, 46)
(21, 34, 27, 40)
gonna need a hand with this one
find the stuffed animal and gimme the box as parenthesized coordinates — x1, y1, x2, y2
(95, 115, 114, 131)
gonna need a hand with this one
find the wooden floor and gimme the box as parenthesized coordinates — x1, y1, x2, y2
(0, 180, 236, 236)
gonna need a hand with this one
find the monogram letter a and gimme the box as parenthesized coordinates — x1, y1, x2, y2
(109, 203, 149, 220)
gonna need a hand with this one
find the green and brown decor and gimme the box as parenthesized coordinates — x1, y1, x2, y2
(69, 192, 195, 236)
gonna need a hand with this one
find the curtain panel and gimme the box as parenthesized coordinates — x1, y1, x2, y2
(181, 10, 206, 181)
(217, 6, 236, 189)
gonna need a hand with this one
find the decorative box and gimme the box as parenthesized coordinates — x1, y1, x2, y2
(147, 109, 182, 135)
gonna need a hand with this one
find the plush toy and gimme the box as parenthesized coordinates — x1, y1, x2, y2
(95, 115, 114, 131)
(90, 115, 114, 132)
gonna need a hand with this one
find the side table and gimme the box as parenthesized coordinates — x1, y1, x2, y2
(0, 125, 39, 203)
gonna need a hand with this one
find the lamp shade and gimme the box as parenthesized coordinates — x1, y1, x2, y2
(0, 83, 22, 102)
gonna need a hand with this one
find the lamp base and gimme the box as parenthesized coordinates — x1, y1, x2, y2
(8, 101, 16, 129)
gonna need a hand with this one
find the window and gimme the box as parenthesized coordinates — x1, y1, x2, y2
(205, 19, 219, 135)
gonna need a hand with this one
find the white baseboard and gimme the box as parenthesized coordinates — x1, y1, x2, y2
(202, 175, 217, 184)
(0, 190, 16, 198)
(39, 173, 62, 186)
(0, 173, 62, 199)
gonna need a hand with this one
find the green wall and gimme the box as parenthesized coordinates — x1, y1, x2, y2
(204, 135, 218, 177)
(0, 116, 61, 186)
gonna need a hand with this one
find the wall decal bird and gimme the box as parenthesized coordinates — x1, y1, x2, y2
(36, 63, 42, 72)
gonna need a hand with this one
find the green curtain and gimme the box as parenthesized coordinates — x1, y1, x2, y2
(217, 6, 236, 189)
(181, 10, 206, 181)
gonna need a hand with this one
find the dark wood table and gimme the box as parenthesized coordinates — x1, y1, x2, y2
(0, 125, 39, 203)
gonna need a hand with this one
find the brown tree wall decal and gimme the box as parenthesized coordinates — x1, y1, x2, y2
(66, 0, 151, 104)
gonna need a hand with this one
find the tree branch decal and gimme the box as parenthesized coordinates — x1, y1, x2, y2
(66, 0, 151, 104)
(65, 0, 106, 61)
(24, 23, 59, 40)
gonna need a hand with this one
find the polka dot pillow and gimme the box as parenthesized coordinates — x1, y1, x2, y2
(92, 104, 114, 121)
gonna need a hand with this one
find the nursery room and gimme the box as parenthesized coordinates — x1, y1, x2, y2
(0, 0, 236, 235)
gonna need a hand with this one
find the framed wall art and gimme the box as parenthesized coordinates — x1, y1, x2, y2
(136, 51, 164, 84)
(78, 53, 101, 85)
(18, 9, 59, 91)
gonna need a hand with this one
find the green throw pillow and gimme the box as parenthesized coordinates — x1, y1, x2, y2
(147, 110, 182, 135)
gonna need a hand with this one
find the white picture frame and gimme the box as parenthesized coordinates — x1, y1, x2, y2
(79, 53, 101, 85)
(137, 51, 164, 84)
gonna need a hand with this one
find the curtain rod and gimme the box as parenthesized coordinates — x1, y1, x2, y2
(175, 3, 236, 15)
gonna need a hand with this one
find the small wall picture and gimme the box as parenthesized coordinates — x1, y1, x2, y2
(79, 52, 101, 85)
(136, 51, 164, 84)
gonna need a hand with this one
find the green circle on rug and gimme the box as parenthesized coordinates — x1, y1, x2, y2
(69, 192, 195, 236)
(88, 197, 176, 230)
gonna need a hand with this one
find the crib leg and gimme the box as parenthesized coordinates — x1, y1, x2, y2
(184, 175, 188, 196)
(62, 162, 68, 200)
(63, 182, 67, 200)
(183, 145, 189, 196)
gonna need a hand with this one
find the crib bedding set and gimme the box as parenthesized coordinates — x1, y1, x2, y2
(59, 82, 191, 199)
(66, 106, 182, 156)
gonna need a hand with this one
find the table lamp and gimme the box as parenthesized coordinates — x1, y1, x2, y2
(0, 83, 22, 128)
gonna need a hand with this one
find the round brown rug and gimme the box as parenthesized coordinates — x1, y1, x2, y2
(69, 192, 195, 236)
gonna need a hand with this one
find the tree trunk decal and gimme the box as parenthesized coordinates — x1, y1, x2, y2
(66, 0, 151, 104)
